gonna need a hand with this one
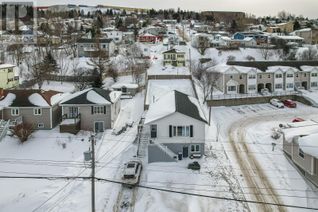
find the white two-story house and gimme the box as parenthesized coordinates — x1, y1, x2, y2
(144, 90, 207, 163)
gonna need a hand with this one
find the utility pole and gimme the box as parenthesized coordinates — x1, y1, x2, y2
(91, 134, 96, 212)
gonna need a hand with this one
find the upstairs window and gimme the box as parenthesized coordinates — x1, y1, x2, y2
(34, 108, 42, 115)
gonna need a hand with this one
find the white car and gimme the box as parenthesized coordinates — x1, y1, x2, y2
(270, 99, 284, 108)
(122, 161, 142, 186)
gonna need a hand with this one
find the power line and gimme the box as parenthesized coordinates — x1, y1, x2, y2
(94, 177, 318, 211)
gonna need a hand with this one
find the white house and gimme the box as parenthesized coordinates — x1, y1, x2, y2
(144, 90, 207, 163)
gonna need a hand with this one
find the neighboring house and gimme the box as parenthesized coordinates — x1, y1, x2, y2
(76, 38, 115, 57)
(144, 90, 207, 163)
(282, 121, 318, 187)
(59, 88, 121, 134)
(210, 61, 318, 95)
(267, 22, 294, 34)
(138, 33, 162, 43)
(111, 83, 139, 97)
(0, 89, 65, 129)
(291, 28, 313, 44)
(123, 32, 135, 44)
(273, 35, 304, 47)
(232, 31, 268, 45)
(162, 49, 186, 67)
(0, 64, 19, 89)
(143, 26, 167, 36)
(191, 33, 211, 49)
(102, 29, 123, 44)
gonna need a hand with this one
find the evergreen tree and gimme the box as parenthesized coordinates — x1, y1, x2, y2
(294, 20, 301, 30)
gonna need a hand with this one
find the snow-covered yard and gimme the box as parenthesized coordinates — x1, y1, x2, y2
(146, 79, 195, 105)
(0, 92, 144, 212)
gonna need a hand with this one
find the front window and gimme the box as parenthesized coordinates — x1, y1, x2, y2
(275, 74, 283, 78)
(228, 86, 236, 92)
(93, 106, 105, 114)
(312, 73, 318, 77)
(287, 73, 294, 78)
(248, 75, 256, 79)
(34, 108, 42, 115)
(11, 108, 19, 116)
(275, 84, 283, 89)
(286, 83, 294, 89)
(190, 144, 200, 152)
(173, 126, 190, 137)
(311, 82, 318, 87)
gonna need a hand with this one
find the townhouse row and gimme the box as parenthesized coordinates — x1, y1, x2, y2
(210, 61, 318, 95)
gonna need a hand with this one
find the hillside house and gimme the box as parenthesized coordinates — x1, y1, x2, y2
(145, 91, 207, 163)
(0, 64, 19, 89)
(0, 89, 66, 129)
(162, 49, 186, 67)
(59, 88, 121, 134)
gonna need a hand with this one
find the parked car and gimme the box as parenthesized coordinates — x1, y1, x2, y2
(261, 88, 270, 96)
(270, 99, 284, 108)
(283, 99, 297, 108)
(188, 161, 201, 170)
(122, 161, 142, 186)
(292, 118, 305, 123)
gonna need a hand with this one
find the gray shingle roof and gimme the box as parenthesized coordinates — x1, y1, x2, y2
(174, 90, 207, 124)
(61, 88, 112, 105)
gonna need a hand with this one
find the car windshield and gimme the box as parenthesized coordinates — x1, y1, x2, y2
(127, 163, 135, 168)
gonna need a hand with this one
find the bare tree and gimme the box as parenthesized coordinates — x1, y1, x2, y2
(71, 59, 91, 91)
(87, 39, 109, 83)
(11, 123, 34, 143)
(297, 46, 318, 61)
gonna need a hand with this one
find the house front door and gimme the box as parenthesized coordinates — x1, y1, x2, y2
(150, 125, 157, 138)
(94, 122, 104, 133)
(182, 146, 189, 158)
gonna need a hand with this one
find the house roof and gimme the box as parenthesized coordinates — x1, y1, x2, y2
(60, 88, 115, 105)
(162, 49, 185, 54)
(299, 133, 318, 158)
(227, 61, 318, 72)
(0, 89, 61, 107)
(77, 38, 113, 44)
(145, 90, 207, 124)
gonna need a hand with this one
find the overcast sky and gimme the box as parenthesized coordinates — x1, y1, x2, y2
(33, 0, 318, 18)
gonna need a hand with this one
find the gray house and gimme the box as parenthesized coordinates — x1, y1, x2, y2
(0, 89, 65, 129)
(76, 38, 116, 57)
(59, 88, 121, 134)
(144, 90, 207, 163)
(282, 121, 318, 187)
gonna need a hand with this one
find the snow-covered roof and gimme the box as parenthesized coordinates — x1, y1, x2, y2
(266, 66, 299, 73)
(0, 64, 15, 69)
(145, 90, 207, 124)
(60, 88, 119, 105)
(209, 64, 262, 74)
(29, 93, 50, 107)
(0, 93, 16, 108)
(111, 83, 139, 89)
(300, 66, 318, 72)
(276, 35, 304, 40)
(282, 124, 318, 142)
(298, 133, 318, 158)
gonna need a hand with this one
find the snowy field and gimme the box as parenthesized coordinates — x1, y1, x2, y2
(211, 103, 318, 211)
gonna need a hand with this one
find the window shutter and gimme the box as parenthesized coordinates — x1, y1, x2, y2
(91, 106, 94, 114)
(169, 125, 172, 137)
(190, 125, 193, 137)
(104, 106, 106, 114)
